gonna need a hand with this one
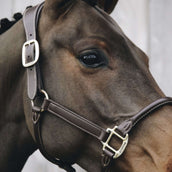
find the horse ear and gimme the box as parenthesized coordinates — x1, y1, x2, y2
(44, 0, 75, 18)
(97, 0, 118, 14)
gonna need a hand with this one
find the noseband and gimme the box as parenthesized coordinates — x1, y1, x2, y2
(22, 3, 172, 172)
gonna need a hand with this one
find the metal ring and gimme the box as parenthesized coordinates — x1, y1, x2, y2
(101, 154, 111, 167)
(40, 89, 49, 99)
(32, 112, 40, 124)
(31, 90, 49, 109)
(31, 100, 34, 107)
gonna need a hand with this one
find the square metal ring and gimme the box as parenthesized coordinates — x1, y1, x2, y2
(102, 126, 129, 159)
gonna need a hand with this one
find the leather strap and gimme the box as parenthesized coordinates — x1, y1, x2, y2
(41, 98, 108, 141)
(117, 97, 172, 137)
(23, 2, 44, 100)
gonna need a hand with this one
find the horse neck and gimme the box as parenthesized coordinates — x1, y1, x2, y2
(0, 20, 36, 171)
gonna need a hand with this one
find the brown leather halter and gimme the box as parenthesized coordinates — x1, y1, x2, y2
(22, 2, 172, 172)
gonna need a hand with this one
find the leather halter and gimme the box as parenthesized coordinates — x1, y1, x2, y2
(22, 3, 172, 172)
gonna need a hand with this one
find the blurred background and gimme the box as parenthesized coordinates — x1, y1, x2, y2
(0, 0, 172, 171)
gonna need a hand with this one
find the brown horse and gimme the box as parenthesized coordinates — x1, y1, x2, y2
(0, 0, 172, 171)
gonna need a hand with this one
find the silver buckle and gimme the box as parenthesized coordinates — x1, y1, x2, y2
(102, 126, 129, 159)
(22, 39, 39, 67)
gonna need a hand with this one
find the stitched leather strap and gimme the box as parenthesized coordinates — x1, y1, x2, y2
(23, 2, 44, 99)
(41, 98, 108, 141)
(117, 97, 172, 137)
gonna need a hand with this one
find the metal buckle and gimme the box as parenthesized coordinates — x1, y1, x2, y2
(102, 126, 129, 159)
(22, 39, 39, 67)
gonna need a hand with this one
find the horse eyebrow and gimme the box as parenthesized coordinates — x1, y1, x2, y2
(73, 36, 109, 51)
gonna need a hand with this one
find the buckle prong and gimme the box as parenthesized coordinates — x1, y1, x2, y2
(102, 126, 129, 159)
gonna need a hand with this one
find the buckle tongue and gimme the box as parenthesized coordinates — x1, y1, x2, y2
(22, 39, 39, 67)
(102, 126, 129, 159)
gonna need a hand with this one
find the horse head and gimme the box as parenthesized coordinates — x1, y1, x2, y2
(1, 0, 172, 171)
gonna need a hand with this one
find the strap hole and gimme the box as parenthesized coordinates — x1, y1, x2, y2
(30, 34, 32, 36)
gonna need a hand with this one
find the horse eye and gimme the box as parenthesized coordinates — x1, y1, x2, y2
(78, 50, 108, 68)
